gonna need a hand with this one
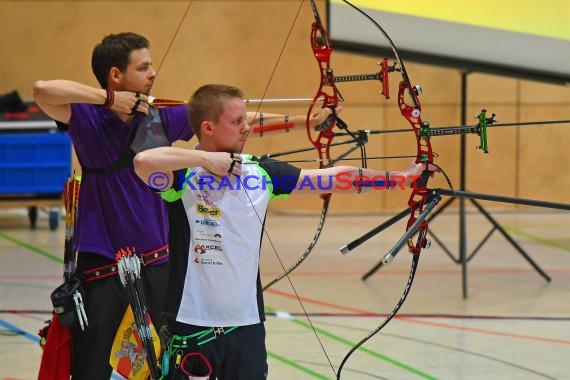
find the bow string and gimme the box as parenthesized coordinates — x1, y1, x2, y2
(335, 0, 438, 377)
(150, 2, 433, 378)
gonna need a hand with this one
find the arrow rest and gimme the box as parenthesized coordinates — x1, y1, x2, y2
(413, 84, 422, 96)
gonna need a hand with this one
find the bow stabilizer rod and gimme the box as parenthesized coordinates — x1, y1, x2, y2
(333, 58, 400, 98)
(419, 109, 494, 153)
(336, 112, 570, 155)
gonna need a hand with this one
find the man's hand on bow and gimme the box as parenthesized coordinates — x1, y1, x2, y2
(401, 161, 439, 187)
(111, 91, 150, 115)
(307, 105, 343, 129)
(203, 152, 242, 178)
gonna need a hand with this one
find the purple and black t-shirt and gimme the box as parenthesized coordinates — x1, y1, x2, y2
(67, 104, 192, 262)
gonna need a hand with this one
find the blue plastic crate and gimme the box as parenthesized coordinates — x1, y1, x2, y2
(0, 132, 71, 194)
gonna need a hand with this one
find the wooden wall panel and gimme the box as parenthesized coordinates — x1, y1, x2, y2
(518, 106, 570, 203)
(1, 0, 568, 214)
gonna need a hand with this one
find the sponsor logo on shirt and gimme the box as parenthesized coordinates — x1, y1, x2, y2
(194, 244, 206, 254)
(195, 219, 220, 228)
(194, 243, 223, 254)
(194, 256, 223, 266)
(196, 204, 221, 218)
(196, 192, 215, 206)
(194, 228, 222, 241)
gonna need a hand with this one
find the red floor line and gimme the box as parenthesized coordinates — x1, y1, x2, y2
(266, 288, 377, 315)
(265, 288, 570, 345)
(261, 267, 570, 277)
(0, 275, 61, 280)
(1, 269, 569, 280)
(399, 317, 570, 345)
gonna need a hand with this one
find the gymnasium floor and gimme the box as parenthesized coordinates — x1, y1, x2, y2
(0, 207, 569, 379)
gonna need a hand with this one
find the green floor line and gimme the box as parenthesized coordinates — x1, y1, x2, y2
(0, 231, 63, 263)
(268, 351, 332, 379)
(504, 225, 570, 253)
(266, 307, 437, 380)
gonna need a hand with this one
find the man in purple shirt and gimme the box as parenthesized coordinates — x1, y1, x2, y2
(33, 32, 335, 378)
(34, 32, 192, 379)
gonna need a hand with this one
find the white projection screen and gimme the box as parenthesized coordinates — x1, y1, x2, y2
(328, 0, 570, 85)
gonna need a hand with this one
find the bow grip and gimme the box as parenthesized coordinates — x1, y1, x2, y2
(414, 167, 432, 189)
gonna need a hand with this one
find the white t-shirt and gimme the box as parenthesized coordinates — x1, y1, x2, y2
(161, 154, 300, 327)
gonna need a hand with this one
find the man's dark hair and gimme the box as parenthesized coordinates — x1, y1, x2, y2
(188, 84, 244, 138)
(91, 32, 149, 89)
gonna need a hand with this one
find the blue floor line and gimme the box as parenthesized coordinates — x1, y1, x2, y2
(0, 318, 40, 342)
(0, 318, 125, 380)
